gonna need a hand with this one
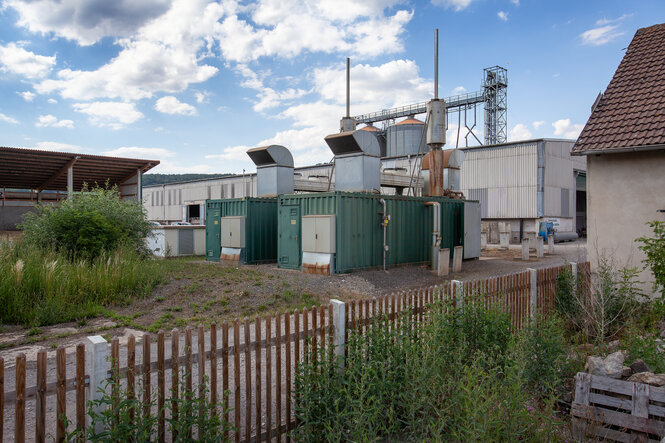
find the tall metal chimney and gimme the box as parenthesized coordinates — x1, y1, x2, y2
(340, 58, 356, 132)
(246, 145, 294, 196)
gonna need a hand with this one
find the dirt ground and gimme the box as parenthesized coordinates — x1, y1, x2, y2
(0, 240, 586, 353)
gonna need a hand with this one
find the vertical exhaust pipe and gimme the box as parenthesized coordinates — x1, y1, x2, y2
(340, 57, 356, 132)
(434, 29, 438, 100)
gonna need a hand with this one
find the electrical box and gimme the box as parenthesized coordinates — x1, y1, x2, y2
(220, 216, 245, 248)
(302, 215, 336, 254)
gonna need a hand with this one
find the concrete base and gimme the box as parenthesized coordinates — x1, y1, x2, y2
(499, 232, 509, 249)
(480, 232, 487, 250)
(438, 248, 450, 276)
(536, 237, 544, 258)
(453, 246, 463, 273)
(522, 239, 530, 261)
(548, 234, 555, 254)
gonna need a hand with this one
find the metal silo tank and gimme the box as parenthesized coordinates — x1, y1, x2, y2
(386, 117, 427, 157)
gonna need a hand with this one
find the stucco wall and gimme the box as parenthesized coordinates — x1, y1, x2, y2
(586, 150, 665, 296)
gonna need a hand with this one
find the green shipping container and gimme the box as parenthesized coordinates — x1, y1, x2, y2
(277, 192, 465, 273)
(205, 197, 278, 264)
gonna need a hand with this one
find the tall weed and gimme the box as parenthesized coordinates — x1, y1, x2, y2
(0, 240, 165, 326)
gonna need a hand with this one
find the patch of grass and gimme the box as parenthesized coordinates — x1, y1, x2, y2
(154, 296, 165, 302)
(147, 313, 175, 333)
(166, 306, 183, 312)
(27, 327, 43, 336)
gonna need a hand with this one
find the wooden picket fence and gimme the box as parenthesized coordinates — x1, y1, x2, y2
(0, 262, 588, 442)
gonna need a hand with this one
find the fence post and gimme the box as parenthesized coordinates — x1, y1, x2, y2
(528, 268, 537, 321)
(87, 335, 109, 433)
(571, 262, 578, 294)
(330, 300, 345, 368)
(452, 280, 464, 312)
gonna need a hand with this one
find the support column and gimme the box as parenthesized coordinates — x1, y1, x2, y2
(548, 234, 555, 254)
(136, 169, 142, 202)
(86, 335, 109, 432)
(536, 237, 544, 258)
(522, 239, 530, 261)
(67, 166, 74, 199)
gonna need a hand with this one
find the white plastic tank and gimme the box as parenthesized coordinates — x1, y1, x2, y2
(386, 117, 426, 157)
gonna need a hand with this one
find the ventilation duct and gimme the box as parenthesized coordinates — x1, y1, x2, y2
(422, 149, 465, 194)
(246, 145, 294, 196)
(325, 130, 381, 192)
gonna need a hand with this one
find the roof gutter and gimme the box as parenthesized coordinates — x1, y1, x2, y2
(571, 144, 665, 156)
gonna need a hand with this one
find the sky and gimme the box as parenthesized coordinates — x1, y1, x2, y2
(0, 0, 663, 175)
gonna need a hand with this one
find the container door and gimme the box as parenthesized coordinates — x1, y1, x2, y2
(278, 204, 301, 269)
(205, 205, 221, 261)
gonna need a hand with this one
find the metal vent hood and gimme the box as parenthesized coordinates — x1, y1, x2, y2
(246, 145, 294, 197)
(325, 130, 381, 192)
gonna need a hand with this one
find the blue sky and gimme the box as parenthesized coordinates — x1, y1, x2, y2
(0, 0, 663, 174)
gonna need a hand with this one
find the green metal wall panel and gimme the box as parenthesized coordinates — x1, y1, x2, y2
(205, 201, 222, 261)
(205, 198, 277, 264)
(277, 192, 467, 273)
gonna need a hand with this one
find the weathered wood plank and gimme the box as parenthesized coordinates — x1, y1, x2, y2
(571, 403, 665, 435)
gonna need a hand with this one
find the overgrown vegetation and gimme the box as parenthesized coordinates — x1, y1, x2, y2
(294, 301, 572, 442)
(63, 372, 232, 442)
(20, 184, 151, 259)
(554, 257, 642, 344)
(638, 220, 665, 298)
(0, 241, 165, 326)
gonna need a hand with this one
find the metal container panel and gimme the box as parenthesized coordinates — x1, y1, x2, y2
(386, 123, 426, 157)
(278, 192, 466, 273)
(205, 198, 277, 264)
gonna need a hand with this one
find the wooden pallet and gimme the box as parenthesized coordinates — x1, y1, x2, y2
(572, 372, 665, 442)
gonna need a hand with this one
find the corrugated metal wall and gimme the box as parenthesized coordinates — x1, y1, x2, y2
(205, 198, 277, 263)
(460, 142, 539, 218)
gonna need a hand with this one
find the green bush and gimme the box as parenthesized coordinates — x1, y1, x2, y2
(0, 240, 165, 326)
(20, 184, 151, 259)
(623, 329, 665, 374)
(294, 301, 566, 442)
(637, 220, 665, 298)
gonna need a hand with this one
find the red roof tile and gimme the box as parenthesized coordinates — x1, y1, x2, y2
(572, 23, 665, 154)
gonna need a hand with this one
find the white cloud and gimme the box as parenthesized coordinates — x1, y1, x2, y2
(431, 0, 473, 11)
(596, 14, 631, 26)
(0, 113, 20, 124)
(206, 145, 254, 162)
(0, 42, 55, 79)
(451, 86, 467, 95)
(532, 120, 545, 129)
(36, 114, 74, 128)
(149, 161, 214, 174)
(73, 101, 144, 129)
(509, 123, 532, 141)
(194, 91, 208, 104)
(552, 118, 584, 138)
(35, 0, 222, 101)
(18, 91, 36, 101)
(5, 0, 171, 45)
(48, 98, 58, 104)
(103, 147, 175, 159)
(34, 141, 83, 152)
(580, 24, 624, 46)
(154, 96, 197, 115)
(510, 0, 519, 5)
(497, 11, 508, 21)
(215, 2, 413, 63)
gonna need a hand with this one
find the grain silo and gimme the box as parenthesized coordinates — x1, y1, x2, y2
(386, 116, 426, 157)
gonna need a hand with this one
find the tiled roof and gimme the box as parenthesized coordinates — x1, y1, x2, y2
(572, 23, 665, 154)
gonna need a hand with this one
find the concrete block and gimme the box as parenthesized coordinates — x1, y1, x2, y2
(499, 232, 509, 249)
(330, 300, 345, 367)
(453, 246, 463, 273)
(548, 234, 555, 254)
(536, 237, 544, 258)
(522, 239, 530, 261)
(438, 248, 450, 276)
(480, 232, 487, 250)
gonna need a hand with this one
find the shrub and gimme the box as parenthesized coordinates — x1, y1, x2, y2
(294, 300, 565, 442)
(20, 183, 151, 259)
(637, 220, 665, 298)
(623, 329, 665, 374)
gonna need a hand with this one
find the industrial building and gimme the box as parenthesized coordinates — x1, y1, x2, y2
(143, 137, 586, 243)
